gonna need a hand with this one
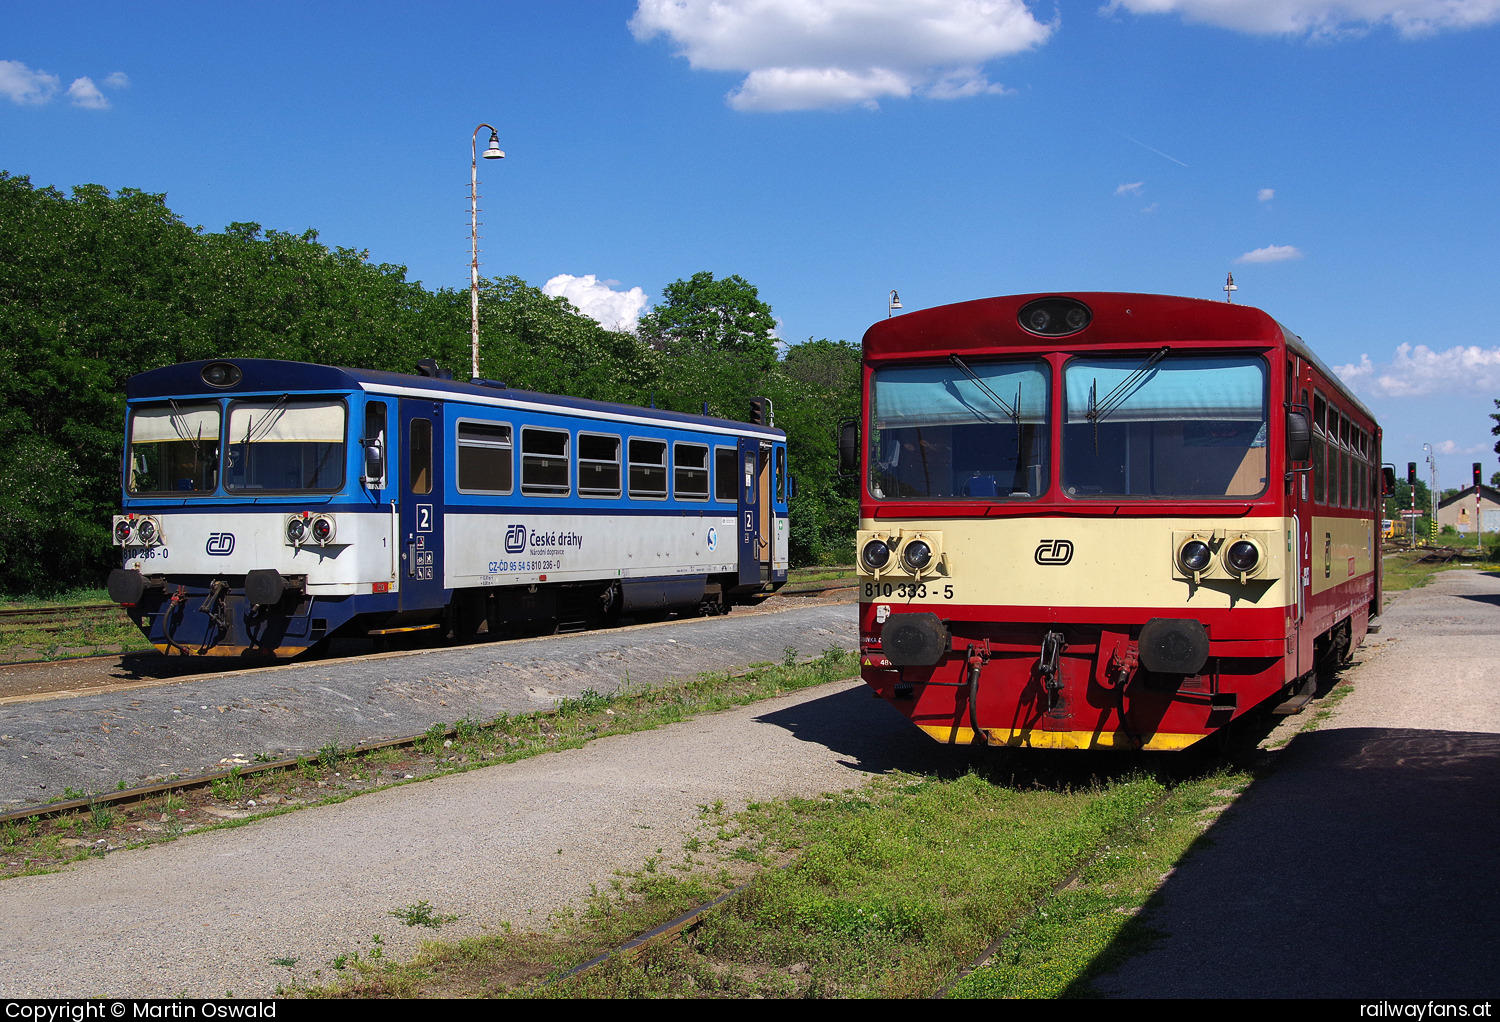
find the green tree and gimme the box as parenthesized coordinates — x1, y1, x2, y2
(637, 271, 778, 369)
(475, 276, 656, 402)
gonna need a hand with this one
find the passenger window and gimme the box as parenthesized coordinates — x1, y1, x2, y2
(521, 427, 570, 496)
(457, 420, 512, 494)
(775, 446, 786, 504)
(715, 447, 739, 502)
(629, 438, 667, 499)
(579, 433, 622, 498)
(675, 443, 709, 500)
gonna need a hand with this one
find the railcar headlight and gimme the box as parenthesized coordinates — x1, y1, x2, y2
(1178, 540, 1212, 574)
(286, 516, 308, 546)
(113, 518, 133, 545)
(200, 362, 242, 388)
(311, 515, 336, 545)
(901, 539, 933, 572)
(135, 517, 159, 546)
(1018, 297, 1092, 337)
(861, 539, 892, 572)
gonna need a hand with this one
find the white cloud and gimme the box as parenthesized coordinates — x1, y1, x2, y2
(1, 62, 128, 108)
(1116, 181, 1144, 196)
(1257, 187, 1275, 202)
(1236, 244, 1303, 263)
(1335, 344, 1500, 398)
(67, 76, 109, 109)
(630, 0, 1054, 111)
(542, 274, 652, 332)
(1431, 439, 1490, 456)
(0, 60, 60, 104)
(1102, 1, 1500, 39)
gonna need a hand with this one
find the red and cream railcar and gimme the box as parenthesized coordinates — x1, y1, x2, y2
(849, 293, 1383, 751)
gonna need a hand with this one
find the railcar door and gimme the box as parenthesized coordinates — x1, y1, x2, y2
(736, 437, 770, 585)
(1290, 370, 1315, 680)
(399, 399, 446, 611)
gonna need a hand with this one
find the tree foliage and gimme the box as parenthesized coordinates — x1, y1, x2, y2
(0, 173, 862, 593)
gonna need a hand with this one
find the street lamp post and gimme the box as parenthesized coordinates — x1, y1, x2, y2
(888, 290, 902, 318)
(470, 124, 505, 380)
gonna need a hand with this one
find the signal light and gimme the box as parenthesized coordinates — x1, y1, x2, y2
(1408, 462, 1417, 485)
(1474, 463, 1483, 487)
(749, 397, 774, 427)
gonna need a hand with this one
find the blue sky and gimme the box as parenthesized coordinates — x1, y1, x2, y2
(5, 0, 1500, 489)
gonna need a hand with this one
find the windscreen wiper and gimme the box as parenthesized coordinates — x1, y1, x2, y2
(948, 355, 1019, 424)
(1086, 346, 1170, 454)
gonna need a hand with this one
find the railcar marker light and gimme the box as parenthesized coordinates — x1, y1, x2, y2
(1178, 538, 1212, 583)
(311, 515, 336, 545)
(901, 538, 933, 573)
(1225, 538, 1261, 581)
(286, 516, 308, 546)
(861, 538, 892, 573)
(113, 519, 133, 545)
(135, 517, 159, 546)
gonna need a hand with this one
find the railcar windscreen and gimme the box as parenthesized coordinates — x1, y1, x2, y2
(1062, 354, 1268, 498)
(127, 402, 221, 494)
(868, 360, 1049, 500)
(225, 399, 346, 493)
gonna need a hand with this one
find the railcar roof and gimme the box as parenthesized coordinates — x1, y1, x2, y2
(124, 359, 786, 440)
(863, 291, 1376, 427)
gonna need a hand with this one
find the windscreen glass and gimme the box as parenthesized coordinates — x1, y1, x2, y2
(127, 402, 221, 495)
(867, 360, 1049, 500)
(1062, 354, 1268, 498)
(225, 399, 346, 492)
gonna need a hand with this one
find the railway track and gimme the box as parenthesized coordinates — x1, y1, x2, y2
(0, 602, 131, 635)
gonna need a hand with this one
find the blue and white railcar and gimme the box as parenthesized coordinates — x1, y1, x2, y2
(107, 359, 790, 657)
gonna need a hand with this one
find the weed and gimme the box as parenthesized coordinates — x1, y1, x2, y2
(419, 723, 448, 755)
(270, 957, 298, 969)
(318, 738, 344, 770)
(61, 787, 86, 801)
(782, 646, 799, 667)
(211, 767, 246, 802)
(88, 801, 115, 832)
(389, 900, 462, 929)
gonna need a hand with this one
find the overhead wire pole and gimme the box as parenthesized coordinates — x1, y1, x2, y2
(470, 124, 505, 380)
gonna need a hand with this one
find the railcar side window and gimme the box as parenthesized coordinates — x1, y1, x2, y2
(629, 438, 668, 499)
(868, 360, 1050, 500)
(1061, 355, 1267, 499)
(457, 420, 513, 494)
(715, 447, 739, 502)
(775, 446, 786, 504)
(521, 427, 570, 497)
(127, 402, 221, 495)
(674, 443, 709, 500)
(578, 433, 622, 498)
(226, 399, 346, 493)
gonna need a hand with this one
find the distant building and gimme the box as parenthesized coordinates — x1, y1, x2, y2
(1436, 484, 1500, 533)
